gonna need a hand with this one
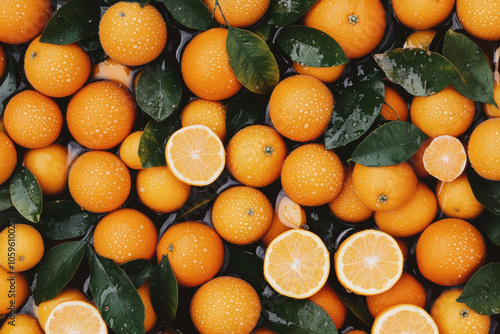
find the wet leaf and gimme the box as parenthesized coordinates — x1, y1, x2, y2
(225, 244, 268, 296)
(457, 262, 500, 315)
(267, 0, 318, 27)
(0, 186, 12, 212)
(160, 0, 216, 31)
(0, 208, 31, 226)
(478, 210, 500, 246)
(467, 167, 500, 215)
(305, 205, 346, 254)
(33, 241, 86, 305)
(150, 255, 178, 325)
(0, 56, 20, 115)
(78, 34, 103, 52)
(225, 93, 267, 139)
(120, 259, 153, 289)
(10, 167, 43, 223)
(252, 23, 272, 42)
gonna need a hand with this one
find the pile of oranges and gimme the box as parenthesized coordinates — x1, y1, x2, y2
(0, 0, 499, 333)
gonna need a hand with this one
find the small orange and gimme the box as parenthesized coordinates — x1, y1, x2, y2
(468, 118, 500, 181)
(456, 0, 500, 41)
(0, 223, 44, 272)
(45, 300, 107, 334)
(91, 57, 134, 90)
(409, 138, 432, 178)
(423, 135, 467, 182)
(181, 28, 242, 100)
(156, 221, 224, 287)
(137, 282, 157, 333)
(36, 287, 88, 329)
(483, 79, 500, 117)
(436, 174, 484, 220)
(4, 90, 62, 149)
(307, 282, 347, 329)
(99, 2, 167, 66)
(260, 212, 292, 246)
(292, 62, 346, 84)
(93, 208, 158, 264)
(119, 131, 143, 170)
(380, 84, 409, 121)
(204, 0, 270, 27)
(226, 125, 287, 188)
(0, 314, 44, 334)
(0, 45, 5, 78)
(0, 132, 16, 186)
(0, 266, 29, 315)
(281, 143, 344, 207)
(391, 0, 455, 30)
(404, 30, 437, 50)
(181, 99, 226, 141)
(372, 304, 438, 334)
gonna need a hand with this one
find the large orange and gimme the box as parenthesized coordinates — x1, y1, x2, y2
(456, 0, 500, 41)
(181, 99, 226, 141)
(204, 0, 270, 27)
(436, 174, 484, 220)
(0, 0, 52, 44)
(0, 132, 16, 186)
(0, 266, 29, 315)
(468, 118, 500, 181)
(0, 224, 44, 272)
(391, 0, 455, 30)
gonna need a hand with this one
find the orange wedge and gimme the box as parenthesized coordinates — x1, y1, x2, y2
(334, 229, 403, 296)
(423, 135, 467, 182)
(45, 300, 107, 334)
(276, 190, 307, 229)
(372, 304, 439, 334)
(263, 229, 330, 299)
(166, 124, 225, 186)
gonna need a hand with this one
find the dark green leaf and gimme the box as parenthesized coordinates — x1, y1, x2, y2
(277, 25, 347, 67)
(227, 27, 279, 95)
(38, 200, 99, 240)
(33, 241, 86, 305)
(252, 23, 272, 42)
(150, 255, 178, 325)
(0, 56, 20, 115)
(160, 0, 216, 31)
(120, 259, 153, 289)
(467, 167, 500, 215)
(443, 30, 497, 106)
(0, 186, 12, 212)
(225, 93, 266, 139)
(136, 57, 183, 122)
(478, 210, 500, 246)
(267, 0, 318, 27)
(305, 205, 348, 254)
(351, 121, 428, 167)
(139, 114, 181, 168)
(374, 48, 457, 96)
(457, 262, 500, 315)
(40, 0, 100, 45)
(225, 244, 268, 296)
(78, 34, 103, 52)
(10, 167, 43, 223)
(87, 245, 145, 334)
(324, 71, 384, 149)
(0, 208, 31, 226)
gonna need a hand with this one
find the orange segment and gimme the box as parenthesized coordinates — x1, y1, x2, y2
(166, 125, 225, 186)
(264, 229, 330, 299)
(372, 304, 439, 334)
(275, 190, 307, 229)
(423, 135, 467, 182)
(334, 229, 403, 296)
(45, 301, 107, 334)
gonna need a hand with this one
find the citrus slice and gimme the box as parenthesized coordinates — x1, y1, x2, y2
(45, 300, 107, 334)
(276, 189, 307, 229)
(423, 135, 466, 182)
(334, 229, 403, 296)
(263, 229, 330, 299)
(166, 124, 225, 186)
(372, 304, 439, 334)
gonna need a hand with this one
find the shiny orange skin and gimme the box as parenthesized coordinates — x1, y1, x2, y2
(0, 132, 16, 186)
(292, 62, 345, 84)
(204, 0, 270, 27)
(436, 174, 484, 220)
(137, 282, 157, 333)
(380, 84, 408, 121)
(0, 266, 29, 315)
(456, 0, 500, 41)
(119, 131, 143, 170)
(0, 314, 44, 334)
(468, 118, 500, 181)
(181, 99, 226, 141)
(0, 224, 44, 272)
(391, 0, 455, 30)
(307, 282, 347, 329)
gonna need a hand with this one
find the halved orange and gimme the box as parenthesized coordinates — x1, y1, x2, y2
(276, 189, 307, 229)
(423, 135, 467, 182)
(334, 229, 403, 296)
(166, 124, 225, 186)
(372, 304, 439, 334)
(263, 229, 330, 299)
(45, 300, 107, 334)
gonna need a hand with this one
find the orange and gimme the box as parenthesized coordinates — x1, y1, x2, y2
(275, 190, 307, 229)
(24, 36, 91, 98)
(23, 144, 69, 196)
(4, 90, 62, 149)
(328, 165, 373, 223)
(374, 182, 437, 238)
(0, 0, 52, 45)
(345, 331, 368, 334)
(468, 118, 500, 181)
(166, 124, 225, 186)
(260, 212, 292, 246)
(409, 138, 432, 178)
(204, 0, 270, 27)
(416, 218, 486, 286)
(0, 266, 29, 315)
(292, 62, 345, 84)
(380, 84, 409, 121)
(366, 272, 427, 318)
(391, 0, 455, 30)
(304, 0, 386, 59)
(99, 2, 167, 66)
(0, 223, 44, 272)
(191, 276, 261, 334)
(181, 28, 242, 100)
(91, 57, 134, 90)
(264, 229, 330, 299)
(68, 151, 131, 213)
(0, 132, 16, 186)
(423, 135, 467, 182)
(404, 30, 437, 50)
(137, 282, 157, 333)
(372, 304, 438, 334)
(36, 287, 88, 329)
(119, 130, 143, 170)
(281, 143, 344, 207)
(307, 282, 347, 329)
(0, 45, 5, 78)
(436, 173, 484, 220)
(456, 0, 500, 41)
(93, 208, 158, 264)
(269, 75, 334, 142)
(67, 81, 136, 150)
(45, 300, 107, 334)
(212, 186, 273, 245)
(351, 162, 418, 212)
(226, 125, 287, 188)
(410, 86, 475, 138)
(0, 314, 44, 334)
(334, 229, 403, 296)
(430, 288, 490, 334)
(483, 79, 500, 117)
(181, 99, 226, 141)
(136, 166, 191, 213)
(395, 238, 409, 261)
(156, 221, 224, 287)
(251, 328, 277, 334)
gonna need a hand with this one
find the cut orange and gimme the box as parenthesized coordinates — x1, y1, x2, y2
(372, 304, 439, 334)
(165, 125, 225, 186)
(334, 229, 403, 296)
(263, 229, 330, 299)
(44, 300, 107, 334)
(276, 189, 307, 229)
(423, 135, 466, 182)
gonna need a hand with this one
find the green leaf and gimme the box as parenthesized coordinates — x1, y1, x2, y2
(227, 27, 280, 95)
(324, 71, 384, 149)
(0, 186, 12, 212)
(120, 259, 153, 289)
(457, 262, 500, 315)
(0, 208, 31, 226)
(478, 210, 500, 246)
(0, 56, 20, 115)
(150, 255, 178, 325)
(78, 34, 103, 52)
(443, 30, 497, 107)
(39, 0, 100, 45)
(351, 121, 428, 167)
(374, 48, 457, 96)
(10, 167, 43, 223)
(33, 241, 86, 305)
(139, 114, 181, 168)
(159, 0, 216, 31)
(87, 245, 145, 334)
(267, 0, 318, 27)
(252, 23, 272, 42)
(225, 93, 266, 139)
(277, 25, 347, 67)
(467, 167, 500, 215)
(136, 57, 183, 122)
(38, 200, 100, 240)
(225, 244, 268, 296)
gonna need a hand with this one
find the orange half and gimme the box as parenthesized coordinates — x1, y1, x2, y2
(423, 135, 466, 182)
(372, 304, 439, 334)
(45, 300, 107, 334)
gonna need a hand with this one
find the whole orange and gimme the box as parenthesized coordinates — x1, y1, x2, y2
(468, 118, 500, 181)
(456, 0, 500, 41)
(119, 131, 144, 170)
(380, 84, 408, 121)
(307, 282, 347, 329)
(0, 266, 29, 315)
(0, 224, 44, 272)
(292, 62, 345, 84)
(391, 0, 455, 30)
(181, 99, 226, 141)
(436, 174, 484, 220)
(137, 282, 157, 333)
(204, 0, 270, 27)
(0, 132, 16, 186)
(0, 0, 52, 44)
(0, 314, 44, 333)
